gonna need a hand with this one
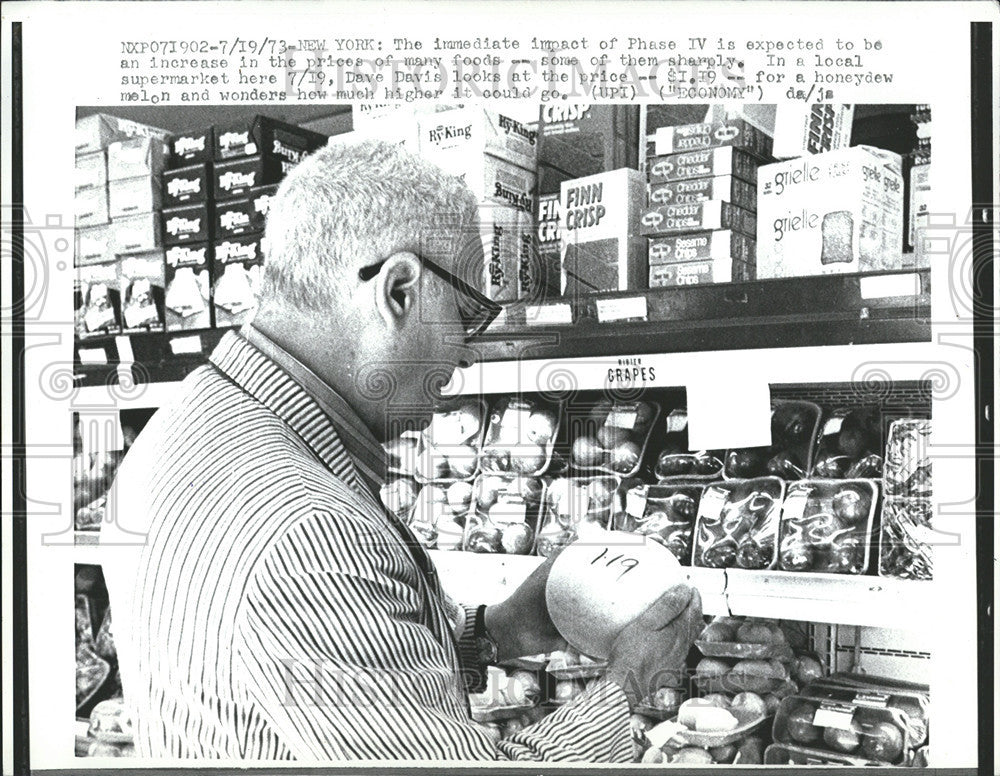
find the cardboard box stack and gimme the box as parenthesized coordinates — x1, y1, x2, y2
(907, 105, 931, 268)
(161, 116, 326, 331)
(756, 145, 904, 279)
(74, 114, 171, 341)
(537, 106, 639, 302)
(415, 106, 538, 304)
(641, 116, 769, 287)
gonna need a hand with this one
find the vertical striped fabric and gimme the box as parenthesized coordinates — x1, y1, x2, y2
(101, 332, 632, 761)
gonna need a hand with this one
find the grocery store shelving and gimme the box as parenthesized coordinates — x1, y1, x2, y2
(432, 551, 930, 630)
(475, 269, 929, 363)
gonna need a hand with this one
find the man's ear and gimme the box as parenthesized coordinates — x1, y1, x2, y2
(373, 252, 422, 328)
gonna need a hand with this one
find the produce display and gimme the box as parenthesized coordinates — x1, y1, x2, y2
(693, 477, 785, 569)
(565, 398, 660, 477)
(414, 401, 486, 483)
(404, 480, 468, 551)
(614, 482, 702, 564)
(535, 475, 618, 558)
(724, 401, 821, 481)
(653, 409, 724, 481)
(480, 397, 560, 477)
(696, 617, 795, 661)
(778, 479, 879, 574)
(462, 474, 545, 555)
(812, 407, 884, 479)
(545, 648, 607, 679)
(773, 695, 912, 766)
(883, 419, 932, 497)
(469, 666, 541, 723)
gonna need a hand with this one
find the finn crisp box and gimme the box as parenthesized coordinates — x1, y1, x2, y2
(756, 146, 904, 278)
(523, 193, 562, 302)
(164, 243, 212, 331)
(560, 168, 646, 296)
(537, 104, 639, 190)
(213, 234, 265, 327)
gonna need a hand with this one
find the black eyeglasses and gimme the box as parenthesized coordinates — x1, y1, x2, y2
(359, 254, 503, 339)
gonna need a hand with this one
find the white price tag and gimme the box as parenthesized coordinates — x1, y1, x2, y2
(625, 487, 648, 518)
(169, 335, 203, 355)
(78, 348, 108, 365)
(822, 416, 844, 436)
(490, 497, 527, 525)
(596, 296, 647, 323)
(525, 303, 572, 326)
(687, 378, 771, 451)
(782, 487, 812, 522)
(860, 273, 921, 300)
(665, 410, 688, 434)
(605, 404, 638, 430)
(812, 704, 856, 731)
(645, 719, 687, 750)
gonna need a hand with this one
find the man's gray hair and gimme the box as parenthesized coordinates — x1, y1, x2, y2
(259, 139, 479, 312)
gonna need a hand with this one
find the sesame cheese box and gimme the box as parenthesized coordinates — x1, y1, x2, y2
(649, 257, 755, 287)
(647, 230, 756, 266)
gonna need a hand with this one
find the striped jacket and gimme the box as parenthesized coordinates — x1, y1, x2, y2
(101, 332, 631, 761)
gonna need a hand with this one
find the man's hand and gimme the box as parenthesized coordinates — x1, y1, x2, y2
(603, 584, 703, 708)
(484, 557, 567, 661)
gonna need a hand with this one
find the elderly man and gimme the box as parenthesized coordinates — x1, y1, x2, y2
(101, 140, 701, 761)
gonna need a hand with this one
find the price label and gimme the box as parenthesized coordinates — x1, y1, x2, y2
(813, 704, 856, 730)
(781, 487, 812, 522)
(525, 303, 572, 326)
(605, 404, 638, 430)
(596, 296, 647, 323)
(860, 272, 921, 300)
(78, 348, 108, 365)
(490, 496, 527, 525)
(853, 691, 891, 708)
(625, 486, 648, 518)
(169, 334, 203, 355)
(498, 404, 532, 444)
(823, 416, 844, 436)
(587, 545, 641, 582)
(665, 409, 688, 434)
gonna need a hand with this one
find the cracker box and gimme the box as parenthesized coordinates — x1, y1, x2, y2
(648, 175, 757, 212)
(769, 104, 855, 160)
(118, 251, 165, 333)
(75, 113, 170, 156)
(647, 230, 756, 266)
(107, 136, 171, 181)
(164, 243, 212, 330)
(109, 175, 162, 220)
(757, 146, 905, 278)
(537, 104, 639, 186)
(649, 257, 755, 287)
(248, 185, 278, 230)
(75, 224, 113, 267)
(417, 107, 538, 173)
(441, 153, 537, 214)
(652, 118, 773, 159)
(74, 151, 107, 192)
(908, 162, 930, 252)
(214, 155, 285, 201)
(75, 185, 109, 227)
(479, 204, 528, 303)
(76, 261, 121, 339)
(111, 212, 162, 255)
(214, 115, 327, 162)
(163, 203, 212, 246)
(170, 127, 214, 167)
(560, 168, 647, 296)
(212, 234, 265, 328)
(639, 200, 756, 237)
(647, 147, 760, 185)
(524, 193, 562, 302)
(163, 163, 212, 206)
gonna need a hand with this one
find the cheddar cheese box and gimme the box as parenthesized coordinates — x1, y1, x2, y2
(647, 175, 756, 212)
(647, 147, 760, 185)
(639, 200, 757, 238)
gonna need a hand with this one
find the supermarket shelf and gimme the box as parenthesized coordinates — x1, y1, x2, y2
(725, 569, 935, 631)
(431, 552, 934, 630)
(75, 380, 182, 408)
(473, 270, 930, 363)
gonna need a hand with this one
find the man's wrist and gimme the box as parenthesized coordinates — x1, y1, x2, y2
(482, 601, 529, 664)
